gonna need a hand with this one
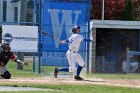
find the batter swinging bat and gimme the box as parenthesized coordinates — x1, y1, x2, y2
(39, 30, 63, 43)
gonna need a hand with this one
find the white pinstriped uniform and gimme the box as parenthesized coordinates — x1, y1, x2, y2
(66, 34, 85, 72)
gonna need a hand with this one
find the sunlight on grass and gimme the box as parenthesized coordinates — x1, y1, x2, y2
(1, 61, 140, 93)
(87, 73, 140, 80)
(0, 84, 140, 93)
(5, 61, 54, 78)
(4, 61, 140, 80)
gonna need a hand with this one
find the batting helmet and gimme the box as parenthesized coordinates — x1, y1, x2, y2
(72, 26, 80, 33)
(1, 43, 11, 51)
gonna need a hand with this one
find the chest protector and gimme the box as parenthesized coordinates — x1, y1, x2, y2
(0, 51, 13, 66)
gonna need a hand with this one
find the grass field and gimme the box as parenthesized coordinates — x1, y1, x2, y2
(0, 83, 140, 93)
(89, 73, 140, 80)
(6, 61, 140, 80)
(0, 61, 140, 93)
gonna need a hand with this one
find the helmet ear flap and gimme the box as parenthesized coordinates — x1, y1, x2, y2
(72, 28, 76, 33)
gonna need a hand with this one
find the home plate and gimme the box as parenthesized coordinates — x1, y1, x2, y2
(0, 86, 55, 91)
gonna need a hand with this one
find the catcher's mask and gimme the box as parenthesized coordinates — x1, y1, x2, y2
(1, 43, 11, 51)
(72, 26, 80, 34)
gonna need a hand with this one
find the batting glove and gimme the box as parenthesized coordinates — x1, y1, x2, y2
(14, 59, 24, 65)
(60, 40, 66, 44)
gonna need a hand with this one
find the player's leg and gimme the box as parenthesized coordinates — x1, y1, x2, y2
(54, 67, 69, 78)
(130, 62, 139, 73)
(54, 51, 75, 78)
(0, 66, 11, 79)
(67, 51, 76, 73)
(0, 66, 7, 78)
(74, 53, 85, 80)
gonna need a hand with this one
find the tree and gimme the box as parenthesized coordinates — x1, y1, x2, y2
(113, 0, 125, 19)
(91, 0, 125, 20)
(91, 0, 102, 19)
(121, 0, 133, 20)
(132, 0, 140, 20)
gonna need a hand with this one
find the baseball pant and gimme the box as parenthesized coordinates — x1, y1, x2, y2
(66, 50, 85, 73)
(122, 60, 139, 73)
(0, 66, 8, 74)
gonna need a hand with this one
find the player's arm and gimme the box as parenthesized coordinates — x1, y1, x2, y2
(10, 53, 24, 64)
(14, 59, 24, 64)
(84, 38, 92, 42)
(60, 39, 70, 44)
(83, 37, 95, 42)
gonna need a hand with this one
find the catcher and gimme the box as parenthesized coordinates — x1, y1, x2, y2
(0, 43, 24, 79)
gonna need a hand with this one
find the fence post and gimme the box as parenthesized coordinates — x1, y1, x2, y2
(32, 52, 36, 72)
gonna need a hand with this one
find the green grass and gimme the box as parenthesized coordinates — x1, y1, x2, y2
(5, 61, 140, 80)
(88, 73, 140, 80)
(5, 61, 55, 77)
(0, 61, 140, 93)
(0, 84, 140, 93)
(3, 61, 140, 80)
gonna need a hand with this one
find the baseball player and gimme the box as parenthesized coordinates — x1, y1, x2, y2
(54, 26, 93, 80)
(122, 60, 139, 73)
(0, 43, 24, 79)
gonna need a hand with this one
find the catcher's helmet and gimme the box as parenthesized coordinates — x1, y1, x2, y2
(1, 43, 11, 51)
(72, 26, 80, 33)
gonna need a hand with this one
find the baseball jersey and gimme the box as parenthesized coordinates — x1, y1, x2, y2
(0, 51, 16, 66)
(68, 34, 84, 52)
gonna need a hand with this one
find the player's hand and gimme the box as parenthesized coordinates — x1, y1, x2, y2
(20, 61, 29, 66)
(15, 59, 25, 65)
(60, 40, 66, 44)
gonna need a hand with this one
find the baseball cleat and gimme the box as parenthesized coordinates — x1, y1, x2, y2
(54, 68, 58, 78)
(74, 75, 84, 80)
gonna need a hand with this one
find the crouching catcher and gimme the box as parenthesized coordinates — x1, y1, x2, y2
(0, 43, 24, 79)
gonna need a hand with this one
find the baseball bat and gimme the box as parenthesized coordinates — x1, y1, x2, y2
(39, 30, 62, 43)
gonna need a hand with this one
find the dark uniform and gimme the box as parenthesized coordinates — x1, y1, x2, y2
(0, 51, 16, 66)
(0, 43, 23, 79)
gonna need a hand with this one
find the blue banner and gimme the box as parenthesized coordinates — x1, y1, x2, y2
(42, 1, 89, 66)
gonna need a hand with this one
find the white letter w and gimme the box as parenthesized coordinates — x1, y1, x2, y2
(48, 9, 81, 48)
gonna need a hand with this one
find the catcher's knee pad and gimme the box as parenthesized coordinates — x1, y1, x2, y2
(3, 71, 11, 79)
